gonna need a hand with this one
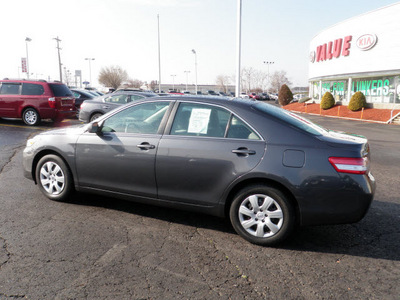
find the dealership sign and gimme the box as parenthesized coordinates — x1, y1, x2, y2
(356, 34, 377, 50)
(310, 34, 377, 63)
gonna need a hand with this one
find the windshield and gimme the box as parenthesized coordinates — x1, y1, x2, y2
(253, 102, 327, 136)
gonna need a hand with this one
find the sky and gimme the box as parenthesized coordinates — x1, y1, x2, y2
(1, 0, 399, 89)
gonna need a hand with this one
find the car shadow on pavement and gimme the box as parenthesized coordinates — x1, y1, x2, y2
(283, 199, 400, 261)
(67, 193, 400, 261)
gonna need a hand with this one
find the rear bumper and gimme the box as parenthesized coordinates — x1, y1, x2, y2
(298, 172, 376, 226)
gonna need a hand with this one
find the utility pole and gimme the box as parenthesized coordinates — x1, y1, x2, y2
(25, 37, 32, 79)
(53, 36, 62, 82)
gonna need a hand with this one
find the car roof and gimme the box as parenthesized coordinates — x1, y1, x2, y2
(112, 90, 157, 97)
(153, 95, 258, 108)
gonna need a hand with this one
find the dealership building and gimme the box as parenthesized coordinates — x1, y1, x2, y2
(308, 2, 400, 109)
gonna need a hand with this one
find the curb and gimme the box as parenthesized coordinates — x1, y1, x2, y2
(285, 109, 393, 125)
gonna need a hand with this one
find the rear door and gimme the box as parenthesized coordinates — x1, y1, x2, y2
(156, 101, 266, 206)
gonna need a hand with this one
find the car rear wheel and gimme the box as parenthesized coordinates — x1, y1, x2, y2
(90, 113, 103, 122)
(35, 155, 73, 202)
(229, 184, 294, 246)
(22, 108, 40, 126)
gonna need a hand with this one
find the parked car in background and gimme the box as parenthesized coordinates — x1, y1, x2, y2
(249, 92, 261, 100)
(207, 90, 218, 96)
(0, 79, 75, 125)
(79, 91, 157, 122)
(70, 88, 96, 117)
(261, 93, 270, 100)
(24, 96, 375, 246)
(239, 93, 250, 99)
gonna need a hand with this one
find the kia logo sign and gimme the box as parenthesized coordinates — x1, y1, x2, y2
(356, 34, 377, 51)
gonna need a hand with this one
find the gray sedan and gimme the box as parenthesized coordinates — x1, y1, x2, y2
(23, 96, 375, 246)
(79, 91, 157, 122)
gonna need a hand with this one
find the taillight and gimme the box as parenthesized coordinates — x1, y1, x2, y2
(329, 157, 368, 175)
(48, 97, 56, 108)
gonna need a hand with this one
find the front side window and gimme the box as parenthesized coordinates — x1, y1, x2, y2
(102, 101, 170, 134)
(21, 83, 45, 95)
(0, 83, 21, 95)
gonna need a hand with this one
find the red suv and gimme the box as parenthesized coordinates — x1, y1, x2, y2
(0, 79, 75, 125)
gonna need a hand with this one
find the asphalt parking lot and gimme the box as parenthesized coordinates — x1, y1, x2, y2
(0, 115, 399, 299)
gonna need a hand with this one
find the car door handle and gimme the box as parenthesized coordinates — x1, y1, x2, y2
(137, 142, 155, 150)
(232, 148, 256, 156)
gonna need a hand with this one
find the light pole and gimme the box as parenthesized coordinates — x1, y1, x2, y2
(263, 61, 274, 91)
(25, 37, 32, 79)
(85, 58, 95, 86)
(235, 0, 242, 97)
(157, 14, 162, 93)
(170, 74, 176, 91)
(53, 37, 62, 82)
(184, 70, 190, 91)
(191, 49, 198, 94)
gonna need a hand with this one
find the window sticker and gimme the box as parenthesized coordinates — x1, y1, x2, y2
(188, 108, 211, 134)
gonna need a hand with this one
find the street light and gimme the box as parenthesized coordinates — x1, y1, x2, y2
(25, 37, 32, 79)
(263, 61, 274, 91)
(170, 74, 176, 91)
(184, 70, 190, 91)
(85, 58, 95, 86)
(191, 49, 198, 94)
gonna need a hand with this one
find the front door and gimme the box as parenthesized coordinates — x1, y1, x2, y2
(75, 101, 171, 198)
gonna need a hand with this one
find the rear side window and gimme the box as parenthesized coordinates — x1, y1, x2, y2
(254, 102, 326, 136)
(0, 83, 21, 95)
(170, 103, 230, 138)
(49, 84, 72, 97)
(22, 83, 45, 95)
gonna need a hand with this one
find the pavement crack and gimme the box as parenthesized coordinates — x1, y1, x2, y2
(0, 145, 21, 175)
(0, 234, 11, 269)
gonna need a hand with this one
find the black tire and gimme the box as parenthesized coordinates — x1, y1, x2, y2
(35, 154, 73, 202)
(22, 108, 41, 126)
(90, 113, 103, 122)
(229, 184, 295, 246)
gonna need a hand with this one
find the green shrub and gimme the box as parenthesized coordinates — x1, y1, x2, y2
(320, 92, 335, 110)
(278, 84, 293, 106)
(348, 91, 366, 111)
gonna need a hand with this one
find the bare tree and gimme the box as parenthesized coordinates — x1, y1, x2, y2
(269, 70, 292, 93)
(149, 80, 157, 91)
(240, 67, 268, 93)
(98, 66, 129, 90)
(241, 67, 255, 93)
(124, 79, 143, 89)
(216, 75, 230, 93)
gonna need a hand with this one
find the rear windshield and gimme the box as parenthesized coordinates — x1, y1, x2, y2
(49, 84, 73, 97)
(253, 102, 327, 136)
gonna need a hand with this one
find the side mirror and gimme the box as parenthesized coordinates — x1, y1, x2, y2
(87, 121, 103, 135)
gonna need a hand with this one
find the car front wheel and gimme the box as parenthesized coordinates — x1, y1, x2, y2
(229, 184, 295, 246)
(35, 155, 73, 202)
(22, 108, 41, 126)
